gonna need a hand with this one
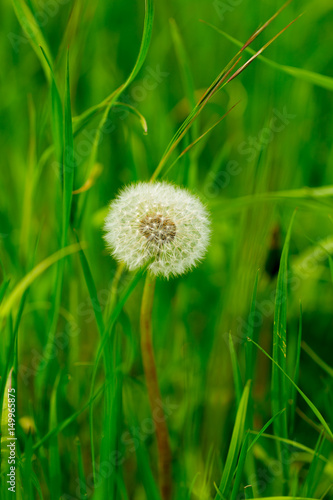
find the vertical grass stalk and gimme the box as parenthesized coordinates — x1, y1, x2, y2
(140, 272, 172, 500)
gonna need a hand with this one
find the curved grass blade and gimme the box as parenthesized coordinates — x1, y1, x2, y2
(113, 102, 148, 134)
(72, 163, 103, 195)
(248, 431, 333, 467)
(32, 383, 105, 452)
(0, 242, 85, 319)
(73, 102, 148, 137)
(72, 0, 153, 143)
(73, 0, 154, 230)
(248, 338, 333, 439)
(11, 0, 52, 81)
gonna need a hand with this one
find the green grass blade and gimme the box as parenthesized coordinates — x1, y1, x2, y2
(74, 231, 104, 336)
(290, 302, 303, 434)
(10, 0, 52, 81)
(151, 3, 295, 181)
(170, 17, 199, 186)
(248, 431, 332, 466)
(76, 438, 87, 500)
(170, 18, 196, 112)
(245, 270, 259, 382)
(161, 104, 239, 180)
(302, 432, 331, 497)
(271, 211, 296, 487)
(248, 409, 286, 453)
(249, 338, 333, 439)
(49, 373, 62, 500)
(63, 50, 75, 242)
(32, 384, 105, 452)
(302, 341, 333, 378)
(202, 22, 333, 92)
(0, 278, 10, 304)
(39, 46, 64, 169)
(229, 333, 243, 406)
(72, 101, 148, 138)
(244, 484, 254, 499)
(123, 383, 161, 500)
(88, 265, 149, 483)
(72, 0, 154, 144)
(0, 242, 85, 319)
(230, 432, 250, 500)
(215, 380, 251, 499)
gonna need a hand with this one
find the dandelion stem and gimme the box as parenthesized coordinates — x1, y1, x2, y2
(140, 272, 172, 500)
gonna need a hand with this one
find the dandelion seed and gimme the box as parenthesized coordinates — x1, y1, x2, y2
(104, 181, 211, 278)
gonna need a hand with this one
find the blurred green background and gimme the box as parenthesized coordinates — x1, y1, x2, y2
(1, 0, 333, 498)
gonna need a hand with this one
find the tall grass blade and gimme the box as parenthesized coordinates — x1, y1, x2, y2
(271, 211, 296, 487)
(290, 302, 302, 434)
(215, 381, 251, 499)
(229, 333, 243, 406)
(245, 270, 259, 382)
(230, 432, 249, 500)
(39, 46, 64, 170)
(49, 373, 62, 500)
(249, 338, 333, 439)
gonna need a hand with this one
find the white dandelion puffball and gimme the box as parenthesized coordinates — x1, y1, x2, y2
(104, 181, 211, 278)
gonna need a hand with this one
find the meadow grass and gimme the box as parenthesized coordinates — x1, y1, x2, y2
(1, 0, 333, 499)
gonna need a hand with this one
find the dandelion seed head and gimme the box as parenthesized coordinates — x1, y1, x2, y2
(103, 181, 211, 278)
